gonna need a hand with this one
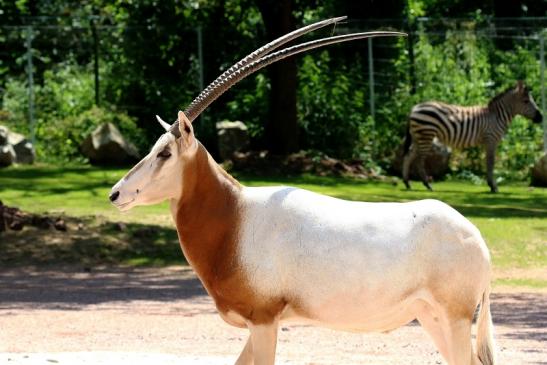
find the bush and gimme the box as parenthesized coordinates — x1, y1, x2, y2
(1, 61, 145, 163)
(297, 51, 367, 159)
(2, 61, 95, 133)
(37, 106, 146, 164)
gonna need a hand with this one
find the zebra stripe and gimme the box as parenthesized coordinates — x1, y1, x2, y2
(402, 82, 543, 192)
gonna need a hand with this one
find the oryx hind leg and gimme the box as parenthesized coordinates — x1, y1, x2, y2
(419, 301, 481, 365)
(443, 318, 481, 365)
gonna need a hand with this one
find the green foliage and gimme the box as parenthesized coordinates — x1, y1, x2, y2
(297, 52, 367, 159)
(2, 60, 95, 134)
(383, 26, 543, 181)
(226, 73, 269, 139)
(2, 61, 144, 163)
(38, 106, 146, 164)
(498, 117, 544, 180)
(0, 2, 544, 182)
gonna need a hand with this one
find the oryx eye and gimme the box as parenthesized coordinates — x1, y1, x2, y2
(157, 149, 171, 159)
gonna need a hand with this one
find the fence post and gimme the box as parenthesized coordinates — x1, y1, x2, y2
(540, 31, 546, 151)
(91, 17, 100, 106)
(25, 25, 35, 146)
(368, 37, 375, 124)
(406, 17, 417, 94)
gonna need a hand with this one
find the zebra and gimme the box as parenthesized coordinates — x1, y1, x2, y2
(402, 81, 543, 192)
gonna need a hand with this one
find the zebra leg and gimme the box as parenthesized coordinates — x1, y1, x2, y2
(417, 155, 433, 191)
(402, 147, 418, 189)
(485, 144, 498, 193)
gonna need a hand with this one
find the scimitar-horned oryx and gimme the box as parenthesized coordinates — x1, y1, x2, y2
(110, 17, 495, 365)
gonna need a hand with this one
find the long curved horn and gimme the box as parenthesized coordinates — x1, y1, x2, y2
(170, 30, 406, 135)
(193, 16, 348, 104)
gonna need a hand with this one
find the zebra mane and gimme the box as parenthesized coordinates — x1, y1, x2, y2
(487, 86, 515, 109)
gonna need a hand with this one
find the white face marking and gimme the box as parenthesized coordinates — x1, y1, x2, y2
(110, 133, 183, 211)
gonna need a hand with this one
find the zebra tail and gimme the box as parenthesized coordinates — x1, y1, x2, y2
(403, 123, 412, 156)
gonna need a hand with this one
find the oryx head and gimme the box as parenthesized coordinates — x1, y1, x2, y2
(513, 80, 543, 124)
(109, 112, 196, 210)
(109, 17, 405, 210)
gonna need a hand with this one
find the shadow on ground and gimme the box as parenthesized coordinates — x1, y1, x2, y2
(0, 266, 206, 311)
(0, 216, 182, 266)
(491, 292, 547, 342)
(1, 265, 545, 344)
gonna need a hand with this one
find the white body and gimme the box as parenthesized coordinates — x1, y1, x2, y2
(236, 187, 489, 332)
(111, 112, 496, 365)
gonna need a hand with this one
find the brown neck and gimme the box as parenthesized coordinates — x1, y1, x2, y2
(173, 143, 242, 291)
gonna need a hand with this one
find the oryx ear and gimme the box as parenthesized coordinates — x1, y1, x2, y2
(156, 115, 172, 131)
(177, 111, 195, 147)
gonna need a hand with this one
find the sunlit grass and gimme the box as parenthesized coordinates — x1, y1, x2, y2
(1, 165, 545, 288)
(0, 164, 171, 225)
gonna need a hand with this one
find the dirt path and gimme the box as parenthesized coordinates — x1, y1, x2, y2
(1, 265, 545, 364)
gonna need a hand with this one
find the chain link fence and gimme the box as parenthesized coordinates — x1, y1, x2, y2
(1, 16, 546, 156)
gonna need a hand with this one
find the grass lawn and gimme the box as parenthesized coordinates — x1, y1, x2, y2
(1, 165, 546, 289)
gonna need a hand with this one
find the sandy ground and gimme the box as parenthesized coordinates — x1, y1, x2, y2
(1, 265, 546, 364)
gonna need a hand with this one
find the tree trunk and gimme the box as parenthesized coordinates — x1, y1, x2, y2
(256, 0, 298, 155)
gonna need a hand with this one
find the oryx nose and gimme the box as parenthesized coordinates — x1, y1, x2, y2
(109, 191, 120, 202)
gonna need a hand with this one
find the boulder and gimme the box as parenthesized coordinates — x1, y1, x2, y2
(6, 128, 25, 146)
(0, 126, 8, 145)
(80, 123, 139, 165)
(391, 138, 451, 180)
(12, 140, 35, 164)
(0, 125, 35, 164)
(531, 152, 547, 187)
(216, 120, 249, 161)
(7, 130, 35, 164)
(0, 144, 16, 167)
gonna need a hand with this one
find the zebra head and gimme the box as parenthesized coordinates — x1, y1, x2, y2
(513, 81, 543, 124)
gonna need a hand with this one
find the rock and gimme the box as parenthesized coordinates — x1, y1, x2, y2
(391, 139, 451, 180)
(0, 126, 8, 145)
(531, 152, 547, 187)
(54, 218, 67, 232)
(81, 123, 139, 165)
(0, 144, 16, 167)
(6, 128, 26, 146)
(9, 219, 24, 231)
(216, 120, 249, 161)
(32, 216, 52, 230)
(0, 126, 35, 164)
(12, 140, 35, 164)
